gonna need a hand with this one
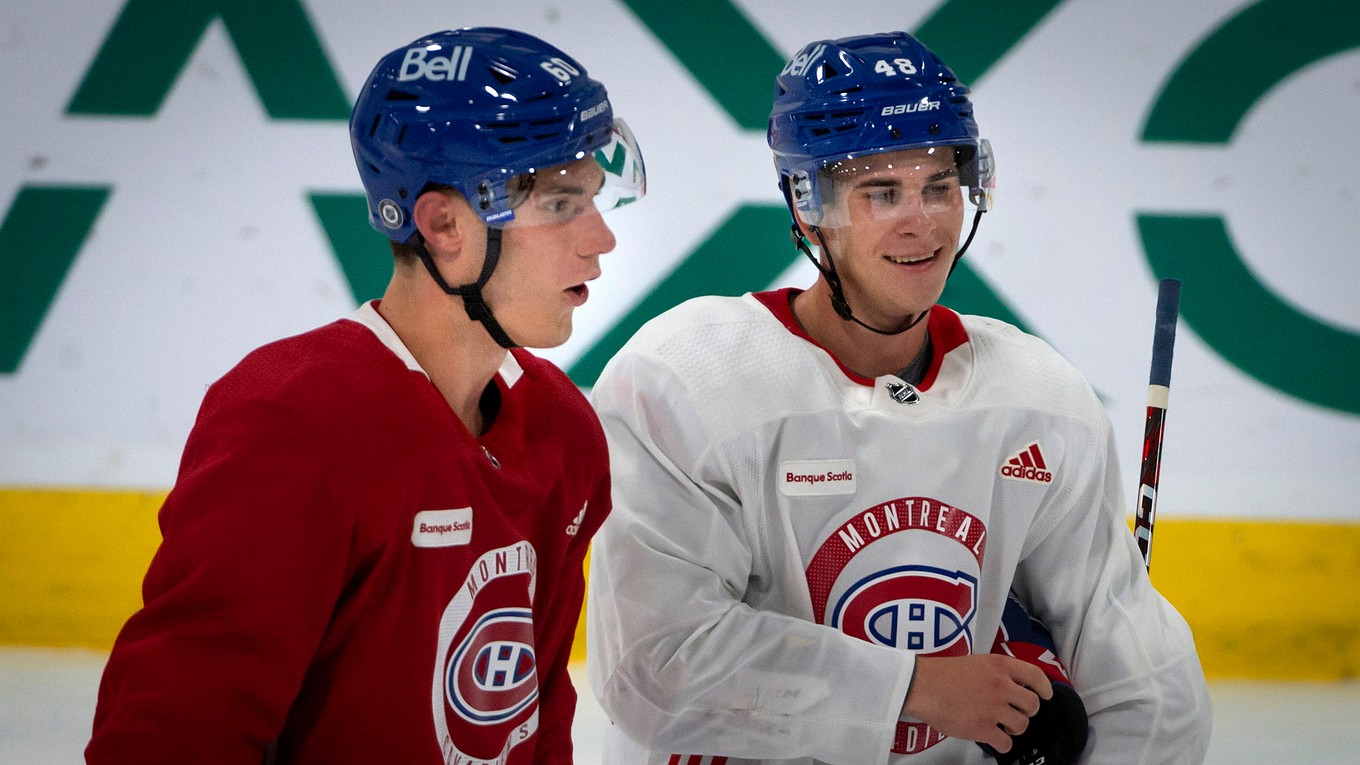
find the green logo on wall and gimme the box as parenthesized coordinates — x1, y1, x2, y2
(1, 0, 1355, 414)
(1136, 0, 1360, 413)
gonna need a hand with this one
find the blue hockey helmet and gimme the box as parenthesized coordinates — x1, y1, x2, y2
(350, 27, 643, 243)
(768, 31, 993, 227)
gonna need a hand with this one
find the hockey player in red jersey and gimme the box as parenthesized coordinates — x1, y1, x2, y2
(86, 27, 645, 764)
(586, 31, 1210, 765)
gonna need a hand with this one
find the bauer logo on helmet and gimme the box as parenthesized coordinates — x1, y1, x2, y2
(579, 100, 609, 123)
(881, 100, 941, 116)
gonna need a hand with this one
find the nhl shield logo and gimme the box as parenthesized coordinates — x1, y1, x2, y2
(886, 381, 920, 404)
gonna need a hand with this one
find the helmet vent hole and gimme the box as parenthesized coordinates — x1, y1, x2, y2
(396, 125, 408, 145)
(385, 89, 420, 101)
(489, 66, 517, 85)
(817, 61, 840, 79)
(367, 114, 381, 137)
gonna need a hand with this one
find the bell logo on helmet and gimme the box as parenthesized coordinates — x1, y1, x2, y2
(397, 45, 473, 82)
(780, 43, 825, 78)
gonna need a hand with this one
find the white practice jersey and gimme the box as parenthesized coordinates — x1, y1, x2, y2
(587, 290, 1211, 765)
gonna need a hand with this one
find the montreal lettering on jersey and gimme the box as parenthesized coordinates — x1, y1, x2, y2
(463, 544, 538, 601)
(785, 470, 854, 485)
(836, 497, 986, 561)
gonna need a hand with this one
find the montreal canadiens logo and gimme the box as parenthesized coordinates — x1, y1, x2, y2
(831, 566, 977, 657)
(446, 607, 538, 724)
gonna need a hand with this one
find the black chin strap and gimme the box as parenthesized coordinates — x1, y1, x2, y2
(782, 184, 984, 337)
(954, 207, 984, 275)
(414, 228, 518, 349)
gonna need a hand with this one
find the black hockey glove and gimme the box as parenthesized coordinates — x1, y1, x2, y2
(980, 681, 1088, 765)
(978, 593, 1089, 765)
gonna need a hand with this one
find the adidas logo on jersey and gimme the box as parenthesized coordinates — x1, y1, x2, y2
(1000, 442, 1053, 484)
(565, 502, 587, 537)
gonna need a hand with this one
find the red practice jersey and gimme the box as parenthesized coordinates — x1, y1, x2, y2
(88, 302, 609, 764)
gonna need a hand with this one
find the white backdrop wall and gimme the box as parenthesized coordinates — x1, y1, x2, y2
(1, 0, 1357, 521)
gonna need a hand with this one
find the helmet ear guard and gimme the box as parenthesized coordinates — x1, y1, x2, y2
(959, 138, 995, 212)
(783, 169, 822, 227)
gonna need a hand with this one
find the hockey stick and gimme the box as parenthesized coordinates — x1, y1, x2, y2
(1134, 278, 1180, 572)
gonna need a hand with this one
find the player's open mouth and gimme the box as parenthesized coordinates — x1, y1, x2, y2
(885, 252, 936, 265)
(566, 284, 589, 305)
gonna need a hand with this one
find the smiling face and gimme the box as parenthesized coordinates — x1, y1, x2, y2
(478, 156, 618, 349)
(813, 146, 965, 330)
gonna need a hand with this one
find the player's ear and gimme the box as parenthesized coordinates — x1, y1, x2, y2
(412, 188, 466, 257)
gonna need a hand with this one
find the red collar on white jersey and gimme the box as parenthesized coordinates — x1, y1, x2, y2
(752, 288, 968, 390)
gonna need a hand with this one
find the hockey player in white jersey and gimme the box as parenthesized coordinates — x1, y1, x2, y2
(586, 30, 1212, 765)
